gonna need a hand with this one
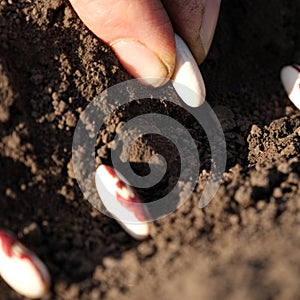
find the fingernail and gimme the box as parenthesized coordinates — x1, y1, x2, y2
(200, 0, 221, 58)
(111, 40, 170, 87)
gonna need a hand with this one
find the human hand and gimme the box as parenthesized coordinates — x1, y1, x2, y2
(69, 0, 221, 87)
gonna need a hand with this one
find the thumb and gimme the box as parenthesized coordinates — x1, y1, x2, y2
(69, 0, 176, 87)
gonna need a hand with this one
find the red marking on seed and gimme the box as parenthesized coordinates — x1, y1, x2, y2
(0, 230, 48, 285)
(116, 180, 127, 190)
(105, 166, 134, 198)
(101, 165, 149, 221)
(104, 165, 116, 177)
(116, 191, 149, 222)
(19, 252, 48, 285)
(0, 230, 16, 257)
(292, 64, 300, 73)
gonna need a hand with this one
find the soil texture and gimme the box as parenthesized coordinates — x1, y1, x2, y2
(0, 0, 300, 299)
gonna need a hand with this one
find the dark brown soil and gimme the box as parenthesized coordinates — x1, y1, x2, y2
(1, 0, 300, 299)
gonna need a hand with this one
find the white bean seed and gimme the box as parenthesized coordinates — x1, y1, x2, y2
(280, 64, 300, 109)
(95, 165, 150, 240)
(0, 229, 50, 299)
(172, 33, 206, 107)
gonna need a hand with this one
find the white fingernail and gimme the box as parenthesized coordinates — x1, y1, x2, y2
(280, 64, 300, 109)
(0, 230, 50, 299)
(171, 33, 206, 107)
(95, 165, 150, 240)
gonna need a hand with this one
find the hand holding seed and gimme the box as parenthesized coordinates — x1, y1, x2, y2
(69, 0, 221, 89)
(71, 0, 221, 239)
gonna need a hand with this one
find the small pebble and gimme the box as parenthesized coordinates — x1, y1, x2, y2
(273, 187, 282, 198)
(234, 185, 252, 208)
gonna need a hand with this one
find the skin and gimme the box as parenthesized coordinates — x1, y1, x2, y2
(69, 0, 221, 87)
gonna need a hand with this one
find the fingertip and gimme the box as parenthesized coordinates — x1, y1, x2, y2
(111, 39, 174, 87)
(69, 0, 176, 87)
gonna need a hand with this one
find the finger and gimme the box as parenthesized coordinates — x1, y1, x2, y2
(162, 0, 221, 64)
(69, 0, 176, 87)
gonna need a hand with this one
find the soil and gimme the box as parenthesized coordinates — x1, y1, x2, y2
(0, 0, 300, 299)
